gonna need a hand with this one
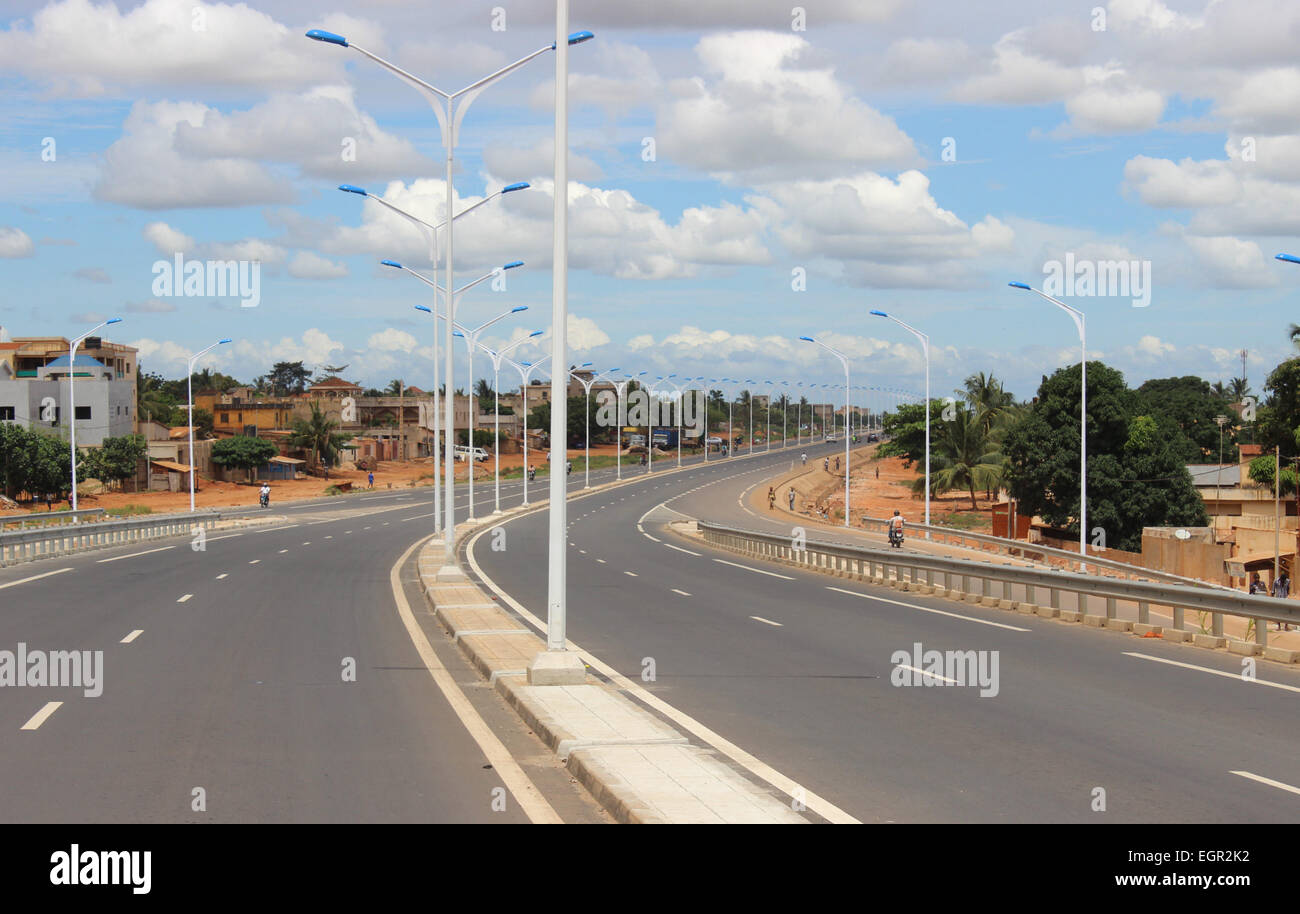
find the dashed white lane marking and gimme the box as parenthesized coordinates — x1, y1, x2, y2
(363, 526, 371, 531)
(826, 587, 1032, 632)
(120, 630, 143, 644)
(579, 549, 587, 554)
(596, 558, 607, 564)
(0, 568, 73, 590)
(176, 593, 193, 603)
(21, 701, 62, 730)
(249, 560, 261, 565)
(750, 615, 783, 627)
(277, 548, 288, 554)
(624, 571, 638, 577)
(302, 542, 311, 546)
(1123, 652, 1300, 693)
(1230, 770, 1300, 796)
(345, 530, 353, 534)
(401, 512, 437, 522)
(206, 533, 244, 542)
(672, 588, 692, 597)
(216, 573, 228, 580)
(325, 535, 333, 539)
(713, 558, 794, 580)
(664, 543, 702, 557)
(96, 546, 174, 564)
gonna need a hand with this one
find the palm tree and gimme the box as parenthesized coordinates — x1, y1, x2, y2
(914, 405, 1004, 510)
(384, 379, 404, 397)
(1229, 377, 1251, 403)
(474, 377, 494, 401)
(289, 403, 351, 472)
(1289, 323, 1300, 350)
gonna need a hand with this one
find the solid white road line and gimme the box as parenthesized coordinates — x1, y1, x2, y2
(826, 587, 1032, 632)
(895, 664, 957, 684)
(96, 546, 174, 563)
(1123, 652, 1300, 693)
(713, 558, 794, 580)
(624, 571, 638, 577)
(388, 534, 561, 825)
(1230, 770, 1300, 795)
(215, 573, 228, 580)
(120, 630, 143, 644)
(206, 533, 245, 542)
(664, 543, 702, 557)
(671, 588, 692, 597)
(21, 701, 62, 730)
(0, 568, 73, 590)
(750, 616, 783, 627)
(176, 593, 192, 603)
(465, 520, 859, 825)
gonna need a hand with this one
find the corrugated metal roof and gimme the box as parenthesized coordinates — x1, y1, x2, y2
(1187, 464, 1240, 486)
(150, 459, 193, 473)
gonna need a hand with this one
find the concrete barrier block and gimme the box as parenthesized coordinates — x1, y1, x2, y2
(1105, 619, 1134, 632)
(930, 586, 949, 599)
(996, 599, 1016, 611)
(1133, 623, 1163, 636)
(1034, 605, 1059, 619)
(1016, 603, 1038, 615)
(1263, 646, 1300, 663)
(1192, 633, 1227, 649)
(1058, 610, 1082, 622)
(1082, 614, 1106, 627)
(979, 596, 1000, 608)
(1163, 628, 1192, 642)
(1228, 640, 1262, 656)
(963, 593, 982, 604)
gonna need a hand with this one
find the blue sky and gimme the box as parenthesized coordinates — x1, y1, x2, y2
(2, 0, 1298, 409)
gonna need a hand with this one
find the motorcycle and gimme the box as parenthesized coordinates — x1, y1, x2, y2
(565, 461, 572, 476)
(888, 526, 903, 548)
(527, 467, 536, 482)
(259, 491, 270, 508)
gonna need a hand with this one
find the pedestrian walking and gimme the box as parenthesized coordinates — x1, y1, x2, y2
(768, 487, 776, 510)
(788, 487, 795, 510)
(368, 471, 374, 489)
(1250, 572, 1267, 595)
(823, 457, 829, 472)
(875, 466, 879, 480)
(1274, 569, 1292, 630)
(835, 456, 840, 471)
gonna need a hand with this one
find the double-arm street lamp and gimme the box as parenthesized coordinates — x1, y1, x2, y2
(476, 331, 544, 514)
(504, 355, 551, 505)
(1010, 281, 1088, 569)
(187, 338, 231, 513)
(612, 371, 647, 480)
(306, 21, 592, 579)
(69, 317, 122, 515)
(339, 179, 528, 534)
(800, 337, 852, 528)
(571, 365, 621, 488)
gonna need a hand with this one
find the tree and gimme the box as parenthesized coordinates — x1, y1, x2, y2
(28, 431, 72, 503)
(917, 405, 1005, 509)
(81, 434, 146, 491)
(268, 361, 312, 397)
(474, 378, 494, 402)
(1134, 375, 1237, 463)
(528, 395, 594, 446)
(211, 436, 278, 483)
(1003, 362, 1206, 551)
(1247, 453, 1299, 496)
(385, 379, 405, 397)
(288, 403, 352, 471)
(1256, 358, 1300, 460)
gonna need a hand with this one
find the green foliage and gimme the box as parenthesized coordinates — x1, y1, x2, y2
(528, 395, 604, 446)
(288, 403, 351, 470)
(80, 434, 146, 490)
(1257, 358, 1300, 459)
(211, 436, 278, 482)
(0, 424, 72, 502)
(1247, 454, 1299, 496)
(1134, 375, 1237, 463)
(458, 428, 499, 448)
(915, 404, 1006, 509)
(268, 360, 312, 397)
(1003, 361, 1207, 552)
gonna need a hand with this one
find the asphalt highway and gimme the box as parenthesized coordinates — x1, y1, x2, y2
(470, 441, 1300, 823)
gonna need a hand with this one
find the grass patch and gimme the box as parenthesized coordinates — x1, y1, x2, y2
(324, 485, 344, 496)
(938, 511, 985, 530)
(106, 504, 153, 516)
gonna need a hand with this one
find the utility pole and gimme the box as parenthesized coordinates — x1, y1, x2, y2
(1215, 414, 1228, 540)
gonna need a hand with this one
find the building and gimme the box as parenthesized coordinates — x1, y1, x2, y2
(195, 390, 294, 437)
(0, 334, 139, 446)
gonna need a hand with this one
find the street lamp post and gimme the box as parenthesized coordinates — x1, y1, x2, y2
(339, 179, 529, 534)
(306, 20, 592, 580)
(800, 337, 851, 528)
(1010, 281, 1088, 569)
(504, 355, 551, 505)
(570, 364, 621, 488)
(68, 317, 122, 515)
(872, 309, 930, 535)
(477, 331, 544, 514)
(186, 338, 231, 512)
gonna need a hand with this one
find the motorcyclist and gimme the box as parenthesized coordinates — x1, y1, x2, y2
(527, 465, 536, 482)
(888, 509, 904, 546)
(259, 483, 270, 508)
(566, 459, 572, 475)
(801, 453, 807, 466)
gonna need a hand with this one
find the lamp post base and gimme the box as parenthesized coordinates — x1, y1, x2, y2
(435, 565, 468, 583)
(527, 650, 587, 685)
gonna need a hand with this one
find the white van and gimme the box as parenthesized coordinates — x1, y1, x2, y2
(454, 445, 490, 462)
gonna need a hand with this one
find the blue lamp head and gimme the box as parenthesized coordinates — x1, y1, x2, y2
(338, 184, 367, 196)
(453, 330, 465, 339)
(1008, 281, 1031, 290)
(511, 305, 528, 313)
(415, 305, 432, 313)
(1277, 254, 1300, 265)
(219, 338, 232, 345)
(799, 335, 814, 343)
(381, 259, 403, 270)
(869, 309, 888, 317)
(502, 260, 525, 270)
(637, 371, 647, 376)
(581, 362, 593, 368)
(502, 182, 530, 194)
(553, 30, 595, 49)
(306, 29, 348, 47)
(107, 317, 123, 325)
(528, 330, 544, 338)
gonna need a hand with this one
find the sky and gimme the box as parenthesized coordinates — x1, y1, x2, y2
(1, 0, 1298, 409)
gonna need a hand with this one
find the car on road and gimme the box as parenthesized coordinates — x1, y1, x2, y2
(867, 433, 879, 443)
(454, 445, 490, 462)
(825, 434, 837, 443)
(705, 436, 723, 446)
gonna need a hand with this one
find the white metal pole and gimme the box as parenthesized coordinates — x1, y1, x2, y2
(522, 376, 529, 504)
(493, 364, 501, 513)
(1080, 318, 1087, 570)
(187, 368, 196, 511)
(68, 338, 78, 512)
(441, 131, 457, 572)
(844, 363, 851, 528)
(546, 0, 570, 652)
(468, 344, 476, 519)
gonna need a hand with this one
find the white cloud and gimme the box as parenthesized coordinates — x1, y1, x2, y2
(567, 316, 611, 351)
(657, 31, 918, 182)
(143, 222, 195, 256)
(1182, 235, 1279, 289)
(366, 328, 418, 353)
(126, 298, 179, 313)
(288, 251, 347, 280)
(0, 227, 35, 259)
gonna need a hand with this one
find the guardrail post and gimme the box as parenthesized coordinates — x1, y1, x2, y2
(1255, 620, 1267, 648)
(1106, 596, 1117, 620)
(1137, 601, 1149, 625)
(1211, 612, 1223, 638)
(1079, 592, 1088, 616)
(1172, 606, 1185, 631)
(1050, 588, 1060, 610)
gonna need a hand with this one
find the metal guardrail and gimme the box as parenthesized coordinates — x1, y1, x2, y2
(0, 511, 221, 567)
(699, 520, 1298, 648)
(857, 513, 1236, 592)
(0, 508, 106, 531)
